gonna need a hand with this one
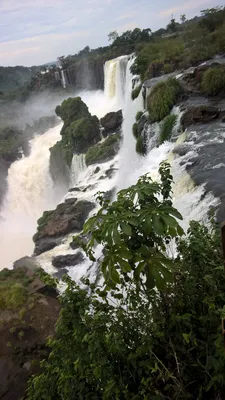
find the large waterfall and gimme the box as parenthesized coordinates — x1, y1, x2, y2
(0, 54, 219, 273)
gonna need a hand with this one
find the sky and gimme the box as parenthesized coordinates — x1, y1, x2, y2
(0, 0, 220, 67)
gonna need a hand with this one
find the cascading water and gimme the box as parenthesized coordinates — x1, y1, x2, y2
(0, 124, 62, 268)
(70, 154, 86, 186)
(0, 53, 220, 277)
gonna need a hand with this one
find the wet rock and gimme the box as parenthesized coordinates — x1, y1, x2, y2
(105, 168, 118, 179)
(181, 106, 220, 129)
(94, 166, 100, 174)
(0, 267, 60, 400)
(33, 199, 95, 256)
(100, 110, 123, 137)
(13, 256, 40, 271)
(103, 187, 116, 201)
(52, 252, 84, 269)
(173, 144, 193, 157)
(33, 237, 63, 256)
(53, 268, 68, 279)
(68, 187, 81, 192)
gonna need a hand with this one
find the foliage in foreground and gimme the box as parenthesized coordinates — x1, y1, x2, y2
(147, 78, 181, 122)
(159, 114, 177, 144)
(201, 66, 225, 95)
(27, 164, 225, 399)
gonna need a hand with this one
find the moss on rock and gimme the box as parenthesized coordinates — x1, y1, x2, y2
(147, 78, 181, 122)
(131, 84, 142, 100)
(201, 67, 225, 95)
(85, 134, 121, 166)
(55, 97, 90, 128)
(159, 114, 177, 144)
(136, 136, 147, 156)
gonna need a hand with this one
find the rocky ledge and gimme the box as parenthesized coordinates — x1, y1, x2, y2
(0, 264, 60, 400)
(100, 110, 123, 137)
(33, 199, 95, 256)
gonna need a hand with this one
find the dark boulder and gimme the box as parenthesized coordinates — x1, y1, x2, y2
(94, 166, 100, 174)
(68, 187, 81, 192)
(100, 110, 123, 137)
(13, 256, 40, 271)
(33, 199, 95, 256)
(52, 252, 84, 268)
(181, 106, 220, 129)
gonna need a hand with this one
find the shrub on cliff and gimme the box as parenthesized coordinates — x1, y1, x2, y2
(147, 78, 181, 122)
(136, 135, 147, 155)
(135, 111, 143, 122)
(131, 84, 142, 100)
(55, 97, 90, 128)
(159, 114, 177, 144)
(201, 67, 225, 95)
(27, 164, 225, 399)
(65, 115, 100, 153)
(85, 133, 120, 165)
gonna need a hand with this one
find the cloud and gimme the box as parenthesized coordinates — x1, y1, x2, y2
(117, 11, 137, 21)
(160, 0, 212, 18)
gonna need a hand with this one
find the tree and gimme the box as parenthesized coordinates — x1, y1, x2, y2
(167, 16, 179, 33)
(180, 13, 186, 23)
(200, 6, 225, 32)
(81, 162, 183, 290)
(108, 30, 118, 43)
(27, 166, 225, 399)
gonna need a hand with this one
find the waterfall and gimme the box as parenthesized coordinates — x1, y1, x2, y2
(61, 70, 67, 88)
(70, 154, 86, 186)
(0, 124, 62, 269)
(104, 55, 129, 109)
(0, 53, 220, 277)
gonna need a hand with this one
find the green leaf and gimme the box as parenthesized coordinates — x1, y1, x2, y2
(121, 223, 132, 236)
(110, 267, 120, 284)
(117, 247, 133, 259)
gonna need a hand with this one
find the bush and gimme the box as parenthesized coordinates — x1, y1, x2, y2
(0, 269, 28, 310)
(147, 78, 181, 122)
(85, 133, 120, 165)
(65, 116, 101, 153)
(136, 135, 147, 155)
(201, 67, 225, 95)
(33, 210, 54, 242)
(27, 166, 225, 400)
(131, 84, 142, 100)
(135, 111, 143, 122)
(159, 114, 177, 144)
(163, 63, 173, 74)
(55, 97, 90, 128)
(132, 122, 138, 138)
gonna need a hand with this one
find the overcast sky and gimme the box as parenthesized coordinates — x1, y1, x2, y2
(0, 0, 219, 67)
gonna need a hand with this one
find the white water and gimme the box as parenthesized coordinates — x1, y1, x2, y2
(0, 54, 219, 274)
(0, 124, 62, 268)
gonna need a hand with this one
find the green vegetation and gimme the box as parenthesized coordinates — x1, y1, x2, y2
(27, 163, 225, 399)
(0, 269, 28, 310)
(147, 78, 181, 122)
(131, 84, 142, 100)
(64, 116, 100, 153)
(201, 66, 225, 95)
(33, 210, 54, 242)
(0, 126, 24, 162)
(159, 114, 177, 144)
(131, 7, 225, 81)
(55, 97, 90, 128)
(135, 110, 143, 121)
(136, 135, 147, 155)
(85, 133, 120, 165)
(132, 122, 138, 138)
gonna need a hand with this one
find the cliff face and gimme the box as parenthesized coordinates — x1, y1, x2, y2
(62, 59, 105, 91)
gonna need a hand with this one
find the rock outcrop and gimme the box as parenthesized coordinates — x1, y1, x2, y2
(181, 106, 220, 129)
(33, 199, 95, 255)
(85, 133, 121, 166)
(100, 110, 123, 137)
(0, 266, 60, 400)
(52, 252, 84, 269)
